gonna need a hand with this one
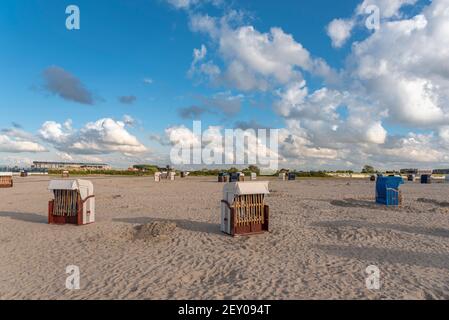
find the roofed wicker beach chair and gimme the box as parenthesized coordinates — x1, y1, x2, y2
(229, 172, 241, 183)
(221, 182, 270, 236)
(218, 172, 229, 183)
(421, 174, 432, 184)
(48, 179, 95, 225)
(0, 172, 13, 188)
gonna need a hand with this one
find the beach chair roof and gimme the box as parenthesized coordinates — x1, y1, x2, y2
(48, 179, 94, 199)
(224, 182, 269, 195)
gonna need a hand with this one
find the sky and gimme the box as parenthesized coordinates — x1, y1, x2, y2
(1, 0, 449, 171)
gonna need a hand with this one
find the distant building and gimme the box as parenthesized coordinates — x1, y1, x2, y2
(400, 169, 418, 175)
(417, 169, 433, 175)
(1, 166, 47, 174)
(433, 169, 449, 174)
(32, 161, 110, 171)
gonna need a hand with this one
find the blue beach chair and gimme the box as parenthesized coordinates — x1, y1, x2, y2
(375, 176, 404, 206)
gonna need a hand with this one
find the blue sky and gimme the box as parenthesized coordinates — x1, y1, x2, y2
(0, 0, 355, 129)
(1, 0, 448, 170)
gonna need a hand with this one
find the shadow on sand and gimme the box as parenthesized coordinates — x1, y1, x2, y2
(330, 199, 389, 210)
(113, 217, 223, 235)
(417, 198, 449, 208)
(316, 244, 449, 270)
(0, 211, 47, 224)
(312, 220, 449, 239)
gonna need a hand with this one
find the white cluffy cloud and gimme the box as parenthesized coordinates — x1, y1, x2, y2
(188, 12, 334, 91)
(275, 83, 388, 147)
(39, 118, 147, 155)
(166, 0, 197, 9)
(349, 1, 449, 127)
(162, 124, 279, 168)
(274, 0, 449, 168)
(188, 44, 221, 81)
(182, 0, 449, 169)
(327, 19, 355, 48)
(326, 0, 418, 48)
(166, 0, 222, 10)
(356, 0, 418, 18)
(0, 134, 47, 153)
(0, 127, 47, 153)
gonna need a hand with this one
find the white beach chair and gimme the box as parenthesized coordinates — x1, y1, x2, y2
(48, 179, 95, 225)
(221, 182, 270, 236)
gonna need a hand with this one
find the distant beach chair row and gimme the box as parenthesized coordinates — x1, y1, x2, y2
(154, 171, 176, 182)
(6, 173, 449, 236)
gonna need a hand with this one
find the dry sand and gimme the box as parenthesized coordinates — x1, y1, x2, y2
(1, 176, 449, 300)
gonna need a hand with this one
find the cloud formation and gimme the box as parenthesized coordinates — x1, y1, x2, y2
(166, 0, 222, 10)
(188, 11, 336, 91)
(118, 95, 137, 105)
(162, 124, 279, 168)
(178, 105, 209, 119)
(39, 118, 147, 155)
(0, 127, 47, 153)
(42, 66, 95, 105)
(199, 92, 242, 115)
(326, 0, 419, 48)
(176, 0, 449, 170)
(327, 18, 354, 48)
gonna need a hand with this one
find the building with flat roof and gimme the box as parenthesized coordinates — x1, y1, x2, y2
(32, 161, 110, 171)
(433, 169, 449, 174)
(400, 169, 418, 175)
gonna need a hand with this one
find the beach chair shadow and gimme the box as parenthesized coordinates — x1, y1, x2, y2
(330, 199, 383, 209)
(0, 211, 47, 224)
(113, 217, 223, 235)
(317, 244, 449, 270)
(313, 220, 449, 239)
(417, 198, 449, 208)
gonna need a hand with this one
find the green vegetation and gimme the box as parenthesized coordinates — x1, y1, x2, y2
(243, 165, 261, 175)
(361, 165, 376, 174)
(188, 169, 222, 177)
(291, 171, 330, 178)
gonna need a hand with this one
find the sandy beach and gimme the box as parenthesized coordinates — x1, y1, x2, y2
(1, 176, 449, 300)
